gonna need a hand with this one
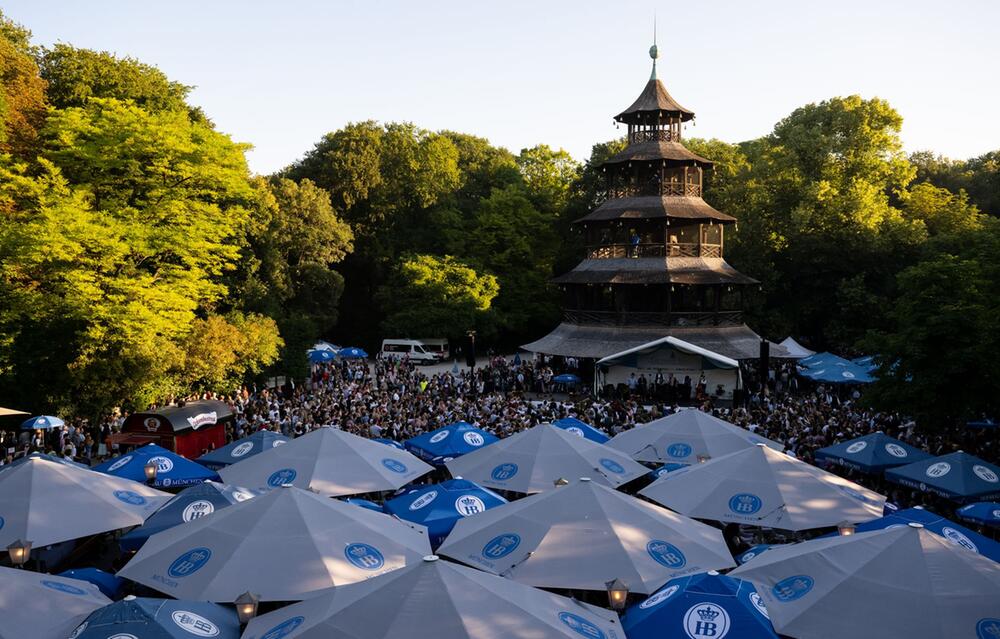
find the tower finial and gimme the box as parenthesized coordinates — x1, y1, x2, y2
(649, 14, 660, 80)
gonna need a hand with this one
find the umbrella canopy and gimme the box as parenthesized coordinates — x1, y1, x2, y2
(639, 444, 886, 531)
(57, 568, 126, 599)
(242, 555, 625, 639)
(814, 431, 932, 473)
(886, 451, 1000, 503)
(445, 423, 648, 494)
(338, 346, 368, 359)
(622, 571, 778, 639)
(552, 417, 610, 443)
(69, 596, 240, 639)
(553, 373, 581, 384)
(311, 340, 340, 352)
(648, 462, 690, 480)
(958, 502, 1000, 528)
(0, 405, 28, 416)
(342, 497, 385, 512)
(196, 430, 290, 470)
(437, 478, 735, 594)
(94, 443, 219, 489)
(838, 506, 1000, 563)
(20, 414, 64, 430)
(731, 524, 1000, 639)
(0, 454, 169, 548)
(118, 485, 431, 602)
(736, 544, 782, 565)
(404, 421, 499, 465)
(119, 481, 265, 551)
(384, 478, 507, 547)
(373, 437, 405, 450)
(777, 337, 814, 359)
(308, 349, 337, 363)
(607, 410, 782, 464)
(218, 426, 433, 496)
(796, 352, 874, 384)
(0, 566, 110, 639)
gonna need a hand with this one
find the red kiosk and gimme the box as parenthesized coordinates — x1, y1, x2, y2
(113, 400, 231, 458)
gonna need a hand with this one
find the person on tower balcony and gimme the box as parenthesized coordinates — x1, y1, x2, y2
(630, 230, 641, 257)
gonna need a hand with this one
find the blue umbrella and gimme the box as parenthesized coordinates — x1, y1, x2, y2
(735, 544, 780, 565)
(552, 417, 609, 443)
(957, 502, 1000, 528)
(56, 568, 125, 599)
(342, 497, 385, 512)
(308, 349, 337, 363)
(383, 478, 507, 547)
(967, 418, 998, 429)
(93, 443, 219, 489)
(20, 415, 64, 430)
(5, 451, 88, 469)
(71, 597, 240, 639)
(824, 507, 1000, 563)
(814, 432, 931, 473)
(374, 438, 406, 450)
(648, 461, 691, 480)
(886, 451, 1000, 503)
(404, 422, 499, 465)
(851, 355, 877, 372)
(553, 373, 581, 385)
(622, 571, 778, 639)
(119, 481, 264, 551)
(338, 346, 368, 359)
(197, 430, 290, 470)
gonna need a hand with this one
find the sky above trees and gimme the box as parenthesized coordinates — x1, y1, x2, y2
(4, 0, 998, 175)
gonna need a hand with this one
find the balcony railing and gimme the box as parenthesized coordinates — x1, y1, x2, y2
(586, 243, 722, 259)
(628, 129, 676, 144)
(608, 182, 702, 199)
(564, 309, 744, 328)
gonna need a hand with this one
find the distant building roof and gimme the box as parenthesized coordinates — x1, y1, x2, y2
(605, 140, 711, 166)
(615, 78, 695, 124)
(576, 195, 736, 224)
(552, 257, 759, 286)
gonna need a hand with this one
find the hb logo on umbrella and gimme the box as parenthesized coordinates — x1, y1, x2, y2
(683, 603, 731, 638)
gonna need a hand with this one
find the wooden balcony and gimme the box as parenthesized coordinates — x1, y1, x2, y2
(608, 181, 702, 199)
(563, 309, 744, 328)
(586, 243, 722, 259)
(628, 129, 676, 144)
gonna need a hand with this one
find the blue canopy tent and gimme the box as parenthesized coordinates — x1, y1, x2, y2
(851, 355, 877, 372)
(823, 507, 1000, 563)
(404, 422, 498, 465)
(20, 415, 64, 430)
(886, 451, 1000, 503)
(622, 571, 778, 639)
(197, 430, 290, 470)
(796, 352, 874, 384)
(553, 373, 581, 385)
(57, 568, 125, 599)
(119, 481, 264, 551)
(552, 417, 609, 444)
(308, 349, 337, 363)
(71, 597, 240, 639)
(814, 432, 931, 473)
(383, 478, 507, 547)
(93, 443, 218, 489)
(338, 346, 368, 359)
(373, 438, 406, 450)
(957, 502, 1000, 528)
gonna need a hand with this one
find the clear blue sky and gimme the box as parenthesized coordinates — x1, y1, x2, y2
(6, 0, 998, 175)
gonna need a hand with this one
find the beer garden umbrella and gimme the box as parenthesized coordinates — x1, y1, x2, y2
(197, 430, 290, 470)
(404, 421, 498, 466)
(0, 566, 110, 639)
(94, 443, 219, 489)
(958, 502, 1000, 528)
(814, 431, 931, 473)
(384, 478, 507, 547)
(69, 596, 240, 639)
(886, 451, 1000, 503)
(552, 417, 610, 443)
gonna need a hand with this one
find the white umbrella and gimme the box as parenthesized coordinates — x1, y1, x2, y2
(241, 555, 626, 639)
(0, 565, 110, 639)
(118, 485, 431, 601)
(606, 409, 782, 464)
(219, 426, 433, 496)
(437, 478, 735, 594)
(639, 444, 885, 531)
(732, 523, 1000, 639)
(0, 453, 170, 548)
(445, 423, 648, 494)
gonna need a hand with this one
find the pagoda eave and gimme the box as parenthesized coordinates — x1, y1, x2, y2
(605, 141, 713, 166)
(575, 196, 736, 224)
(553, 258, 759, 286)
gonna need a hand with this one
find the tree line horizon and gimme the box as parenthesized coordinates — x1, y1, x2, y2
(0, 12, 997, 429)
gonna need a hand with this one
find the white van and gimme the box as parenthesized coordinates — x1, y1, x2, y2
(380, 339, 440, 364)
(417, 338, 450, 361)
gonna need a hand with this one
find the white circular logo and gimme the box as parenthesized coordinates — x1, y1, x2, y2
(841, 371, 856, 379)
(973, 465, 999, 483)
(463, 431, 485, 447)
(409, 491, 438, 510)
(182, 500, 216, 522)
(926, 462, 952, 478)
(567, 426, 585, 438)
(108, 455, 133, 472)
(149, 456, 174, 473)
(845, 441, 867, 454)
(993, 509, 1000, 519)
(68, 622, 88, 639)
(430, 430, 450, 444)
(749, 592, 769, 619)
(941, 526, 979, 552)
(455, 495, 486, 516)
(884, 443, 908, 458)
(639, 585, 679, 609)
(683, 602, 730, 639)
(272, 440, 286, 447)
(231, 490, 254, 502)
(108, 635, 139, 639)
(172, 610, 220, 637)
(231, 442, 254, 457)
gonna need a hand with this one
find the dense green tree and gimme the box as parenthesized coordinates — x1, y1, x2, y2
(0, 13, 47, 159)
(516, 144, 579, 216)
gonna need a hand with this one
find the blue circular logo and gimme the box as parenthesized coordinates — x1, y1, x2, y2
(599, 458, 625, 474)
(558, 612, 607, 639)
(0, 516, 4, 530)
(261, 616, 305, 639)
(267, 468, 297, 487)
(647, 540, 687, 569)
(344, 543, 385, 571)
(490, 463, 518, 481)
(167, 547, 213, 578)
(482, 533, 521, 560)
(381, 458, 408, 474)
(729, 493, 763, 515)
(978, 619, 1000, 639)
(666, 443, 693, 459)
(41, 580, 86, 595)
(772, 575, 814, 602)
(113, 490, 147, 505)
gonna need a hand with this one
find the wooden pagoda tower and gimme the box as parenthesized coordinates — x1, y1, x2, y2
(524, 40, 781, 361)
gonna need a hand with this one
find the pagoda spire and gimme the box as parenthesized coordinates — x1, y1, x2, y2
(650, 15, 660, 80)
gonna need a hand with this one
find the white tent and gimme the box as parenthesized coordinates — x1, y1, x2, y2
(778, 337, 814, 359)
